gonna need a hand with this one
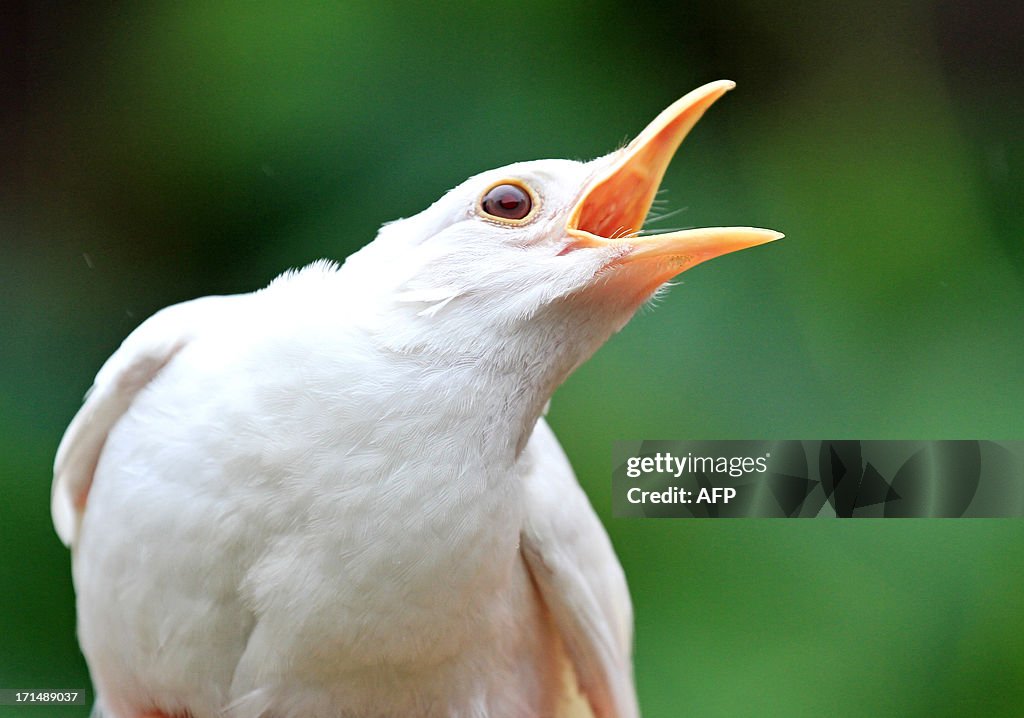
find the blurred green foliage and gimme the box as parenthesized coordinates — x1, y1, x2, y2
(3, 1, 1022, 716)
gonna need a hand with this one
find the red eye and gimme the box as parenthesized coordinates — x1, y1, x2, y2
(480, 183, 533, 221)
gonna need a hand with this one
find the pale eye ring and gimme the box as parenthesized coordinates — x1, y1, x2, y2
(478, 181, 537, 224)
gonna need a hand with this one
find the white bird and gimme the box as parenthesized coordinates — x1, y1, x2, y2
(53, 80, 781, 718)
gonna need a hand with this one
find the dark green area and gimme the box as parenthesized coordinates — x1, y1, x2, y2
(3, 1, 1022, 716)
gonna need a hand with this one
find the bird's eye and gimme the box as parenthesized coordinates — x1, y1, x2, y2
(480, 182, 534, 223)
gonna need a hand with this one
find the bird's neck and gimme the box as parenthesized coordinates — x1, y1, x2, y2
(369, 300, 619, 465)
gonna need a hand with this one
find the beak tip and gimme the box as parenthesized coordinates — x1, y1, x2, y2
(751, 229, 785, 248)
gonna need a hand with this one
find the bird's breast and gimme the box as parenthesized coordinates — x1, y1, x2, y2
(137, 323, 529, 664)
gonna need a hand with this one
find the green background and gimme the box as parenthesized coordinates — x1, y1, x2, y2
(3, 1, 1022, 716)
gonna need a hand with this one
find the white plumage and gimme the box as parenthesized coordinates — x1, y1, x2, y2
(53, 81, 779, 718)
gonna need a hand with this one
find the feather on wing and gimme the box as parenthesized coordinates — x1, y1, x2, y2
(519, 418, 639, 718)
(51, 296, 232, 546)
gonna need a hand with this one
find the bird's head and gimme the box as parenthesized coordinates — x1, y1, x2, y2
(343, 80, 781, 384)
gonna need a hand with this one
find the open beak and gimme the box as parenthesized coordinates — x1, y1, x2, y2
(566, 80, 782, 279)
